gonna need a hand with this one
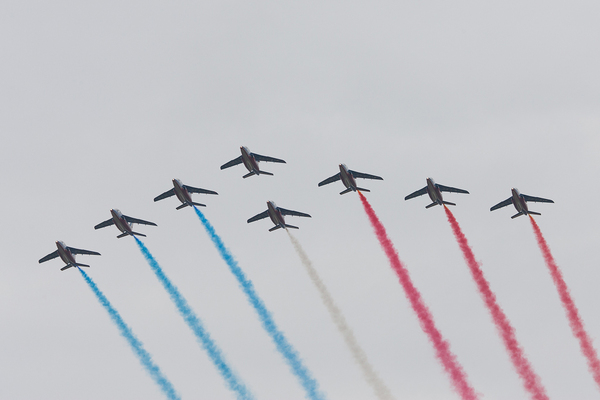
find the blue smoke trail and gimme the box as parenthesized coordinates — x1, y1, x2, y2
(134, 237, 254, 400)
(193, 206, 326, 400)
(78, 268, 180, 400)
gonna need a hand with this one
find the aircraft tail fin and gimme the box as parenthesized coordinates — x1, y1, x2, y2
(269, 225, 283, 232)
(258, 170, 274, 176)
(426, 202, 439, 209)
(356, 187, 371, 193)
(511, 212, 524, 219)
(339, 188, 353, 195)
(176, 203, 189, 210)
(284, 224, 299, 230)
(243, 171, 256, 179)
(442, 201, 456, 206)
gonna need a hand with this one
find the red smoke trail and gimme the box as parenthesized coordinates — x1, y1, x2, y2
(358, 192, 479, 400)
(530, 216, 600, 391)
(444, 207, 549, 400)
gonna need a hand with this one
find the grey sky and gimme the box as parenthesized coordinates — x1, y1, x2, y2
(1, 1, 600, 399)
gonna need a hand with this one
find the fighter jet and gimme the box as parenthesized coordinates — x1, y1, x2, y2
(154, 179, 218, 210)
(220, 146, 286, 178)
(405, 178, 469, 208)
(39, 241, 101, 271)
(318, 164, 383, 194)
(94, 209, 157, 238)
(490, 188, 554, 219)
(247, 201, 311, 232)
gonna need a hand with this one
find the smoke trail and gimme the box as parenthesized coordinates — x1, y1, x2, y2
(529, 216, 600, 391)
(444, 207, 549, 400)
(134, 237, 254, 400)
(78, 268, 180, 400)
(358, 192, 479, 400)
(287, 231, 395, 400)
(193, 206, 326, 400)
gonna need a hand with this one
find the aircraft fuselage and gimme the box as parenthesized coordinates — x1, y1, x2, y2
(241, 146, 260, 174)
(56, 241, 76, 265)
(511, 188, 529, 214)
(267, 201, 286, 228)
(426, 178, 444, 205)
(339, 164, 357, 191)
(111, 209, 133, 235)
(173, 179, 193, 205)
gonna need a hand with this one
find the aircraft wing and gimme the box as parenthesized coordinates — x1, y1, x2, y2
(123, 215, 158, 226)
(318, 173, 341, 187)
(522, 194, 554, 204)
(348, 170, 383, 181)
(94, 218, 115, 230)
(437, 184, 470, 195)
(247, 210, 269, 223)
(220, 156, 243, 170)
(490, 197, 512, 211)
(404, 187, 427, 200)
(252, 153, 286, 164)
(278, 208, 311, 218)
(154, 188, 175, 202)
(39, 250, 59, 264)
(66, 247, 101, 256)
(183, 185, 218, 195)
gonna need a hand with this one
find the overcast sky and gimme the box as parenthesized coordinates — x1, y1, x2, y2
(2, 1, 600, 399)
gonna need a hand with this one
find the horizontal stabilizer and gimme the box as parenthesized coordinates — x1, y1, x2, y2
(339, 188, 353, 195)
(442, 201, 456, 206)
(131, 231, 147, 237)
(176, 203, 189, 210)
(426, 202, 439, 209)
(257, 170, 274, 176)
(117, 232, 130, 238)
(528, 211, 541, 216)
(74, 263, 90, 268)
(269, 225, 283, 232)
(356, 187, 371, 193)
(284, 224, 299, 230)
(243, 171, 256, 179)
(60, 264, 74, 271)
(191, 202, 206, 208)
(511, 212, 524, 219)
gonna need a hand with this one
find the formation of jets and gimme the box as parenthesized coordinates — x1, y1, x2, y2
(39, 145, 556, 270)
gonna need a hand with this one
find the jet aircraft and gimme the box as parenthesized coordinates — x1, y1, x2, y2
(94, 209, 157, 238)
(247, 201, 311, 232)
(154, 179, 218, 210)
(405, 178, 469, 208)
(490, 188, 554, 218)
(220, 146, 286, 178)
(39, 241, 100, 271)
(318, 164, 383, 194)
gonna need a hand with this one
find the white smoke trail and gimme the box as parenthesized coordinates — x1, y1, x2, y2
(287, 231, 395, 400)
